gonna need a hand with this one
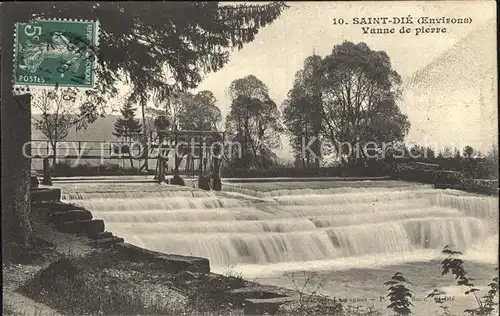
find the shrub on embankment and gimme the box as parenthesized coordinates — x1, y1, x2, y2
(50, 161, 155, 177)
(45, 160, 497, 195)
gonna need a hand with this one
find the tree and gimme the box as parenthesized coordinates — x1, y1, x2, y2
(438, 146, 454, 159)
(460, 145, 479, 177)
(477, 146, 499, 179)
(321, 42, 410, 163)
(385, 272, 413, 316)
(282, 76, 313, 167)
(225, 75, 284, 169)
(463, 145, 475, 159)
(178, 90, 222, 131)
(301, 55, 324, 168)
(32, 88, 103, 166)
(113, 102, 143, 169)
(178, 90, 222, 172)
(1, 1, 288, 260)
(33, 90, 75, 166)
(282, 55, 324, 167)
(149, 90, 222, 172)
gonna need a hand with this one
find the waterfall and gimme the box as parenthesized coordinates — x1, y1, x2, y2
(272, 189, 439, 206)
(223, 181, 433, 197)
(429, 193, 499, 220)
(94, 208, 279, 223)
(60, 181, 498, 269)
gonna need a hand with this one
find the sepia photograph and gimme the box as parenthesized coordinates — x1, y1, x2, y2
(1, 1, 498, 315)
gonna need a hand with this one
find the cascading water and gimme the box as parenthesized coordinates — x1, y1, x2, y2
(62, 181, 498, 270)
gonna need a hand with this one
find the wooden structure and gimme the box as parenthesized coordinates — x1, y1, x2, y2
(42, 158, 52, 185)
(152, 115, 225, 189)
(153, 128, 224, 189)
(29, 115, 226, 190)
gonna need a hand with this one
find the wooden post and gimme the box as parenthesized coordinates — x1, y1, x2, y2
(158, 132, 165, 183)
(53, 140, 58, 165)
(211, 133, 222, 191)
(199, 133, 203, 177)
(42, 158, 52, 185)
(174, 129, 179, 176)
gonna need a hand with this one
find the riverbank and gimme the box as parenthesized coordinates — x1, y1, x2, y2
(5, 208, 495, 316)
(43, 172, 498, 197)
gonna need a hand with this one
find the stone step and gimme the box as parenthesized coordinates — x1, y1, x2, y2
(33, 202, 86, 213)
(244, 297, 296, 315)
(31, 189, 61, 203)
(50, 210, 93, 224)
(89, 231, 113, 240)
(57, 219, 105, 235)
(230, 287, 284, 307)
(115, 243, 210, 274)
(31, 175, 40, 188)
(91, 236, 125, 248)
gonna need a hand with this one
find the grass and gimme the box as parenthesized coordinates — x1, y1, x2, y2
(17, 251, 252, 316)
(18, 254, 182, 315)
(2, 302, 27, 316)
(10, 181, 498, 315)
(2, 301, 58, 316)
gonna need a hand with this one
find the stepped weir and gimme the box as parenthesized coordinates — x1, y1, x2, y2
(60, 180, 498, 269)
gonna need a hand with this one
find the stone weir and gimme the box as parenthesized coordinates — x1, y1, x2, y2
(30, 187, 301, 315)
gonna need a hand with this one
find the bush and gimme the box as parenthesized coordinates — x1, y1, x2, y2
(182, 274, 244, 313)
(438, 245, 499, 316)
(384, 273, 413, 316)
(51, 160, 73, 175)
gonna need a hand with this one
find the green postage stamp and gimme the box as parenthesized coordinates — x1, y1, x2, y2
(14, 19, 99, 91)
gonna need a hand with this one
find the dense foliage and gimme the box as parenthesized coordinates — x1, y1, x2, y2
(282, 41, 410, 164)
(112, 102, 143, 169)
(225, 75, 284, 169)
